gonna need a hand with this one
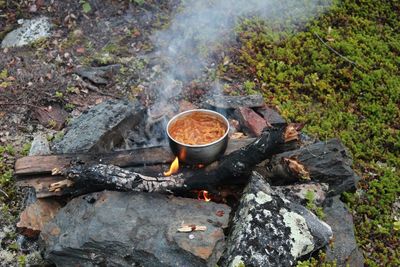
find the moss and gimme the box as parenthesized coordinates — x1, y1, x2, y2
(223, 0, 400, 265)
(305, 190, 325, 220)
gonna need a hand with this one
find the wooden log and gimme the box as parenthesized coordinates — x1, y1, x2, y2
(49, 125, 299, 196)
(265, 138, 360, 196)
(15, 138, 255, 177)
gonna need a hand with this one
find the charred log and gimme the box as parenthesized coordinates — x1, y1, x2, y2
(265, 138, 360, 196)
(51, 125, 300, 196)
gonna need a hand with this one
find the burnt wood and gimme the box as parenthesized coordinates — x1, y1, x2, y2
(15, 138, 255, 177)
(265, 138, 360, 195)
(50, 125, 299, 196)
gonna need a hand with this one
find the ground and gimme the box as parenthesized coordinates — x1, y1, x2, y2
(0, 0, 399, 266)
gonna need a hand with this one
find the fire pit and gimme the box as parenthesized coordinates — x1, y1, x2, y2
(14, 96, 362, 266)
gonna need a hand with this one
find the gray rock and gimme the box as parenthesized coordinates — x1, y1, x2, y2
(1, 17, 52, 48)
(29, 133, 51, 156)
(53, 99, 145, 153)
(324, 196, 364, 267)
(272, 183, 329, 206)
(40, 191, 231, 267)
(205, 94, 265, 109)
(220, 172, 332, 267)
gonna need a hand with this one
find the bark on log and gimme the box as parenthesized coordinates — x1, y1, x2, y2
(265, 138, 360, 196)
(51, 125, 299, 196)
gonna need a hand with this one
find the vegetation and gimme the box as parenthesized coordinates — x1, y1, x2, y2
(0, 145, 23, 265)
(222, 0, 399, 265)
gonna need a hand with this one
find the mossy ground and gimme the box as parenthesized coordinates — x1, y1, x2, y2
(221, 0, 399, 265)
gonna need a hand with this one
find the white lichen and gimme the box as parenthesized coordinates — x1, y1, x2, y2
(280, 209, 314, 258)
(255, 191, 272, 204)
(230, 255, 245, 267)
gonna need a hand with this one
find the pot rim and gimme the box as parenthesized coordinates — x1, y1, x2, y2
(166, 109, 230, 148)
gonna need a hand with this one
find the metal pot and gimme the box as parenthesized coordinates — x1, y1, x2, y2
(166, 109, 230, 165)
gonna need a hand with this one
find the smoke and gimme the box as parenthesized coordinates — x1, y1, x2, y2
(150, 0, 330, 96)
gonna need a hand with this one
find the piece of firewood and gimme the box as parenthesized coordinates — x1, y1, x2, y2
(265, 138, 360, 196)
(15, 138, 255, 177)
(49, 125, 300, 197)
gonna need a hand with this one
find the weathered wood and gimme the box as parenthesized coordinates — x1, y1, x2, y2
(15, 138, 255, 177)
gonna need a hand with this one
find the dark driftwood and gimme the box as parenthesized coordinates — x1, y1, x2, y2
(15, 138, 255, 177)
(265, 138, 360, 196)
(50, 125, 299, 196)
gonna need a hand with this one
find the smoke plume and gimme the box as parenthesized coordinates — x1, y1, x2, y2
(151, 0, 331, 96)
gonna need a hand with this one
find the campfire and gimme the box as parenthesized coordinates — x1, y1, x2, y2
(14, 95, 360, 266)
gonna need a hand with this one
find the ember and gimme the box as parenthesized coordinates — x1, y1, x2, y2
(163, 156, 179, 176)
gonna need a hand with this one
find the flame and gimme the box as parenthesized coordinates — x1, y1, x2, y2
(197, 164, 205, 169)
(164, 157, 179, 176)
(198, 190, 211, 202)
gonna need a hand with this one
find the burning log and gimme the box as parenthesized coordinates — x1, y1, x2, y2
(49, 125, 300, 196)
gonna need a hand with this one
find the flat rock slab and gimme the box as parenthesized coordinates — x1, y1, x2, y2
(205, 94, 265, 109)
(2, 17, 52, 48)
(324, 196, 364, 267)
(53, 99, 144, 153)
(40, 191, 231, 267)
(220, 172, 332, 267)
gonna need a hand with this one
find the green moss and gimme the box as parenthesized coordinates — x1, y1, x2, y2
(223, 0, 400, 265)
(305, 190, 325, 219)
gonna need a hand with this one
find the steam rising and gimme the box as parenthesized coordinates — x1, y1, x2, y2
(151, 0, 330, 95)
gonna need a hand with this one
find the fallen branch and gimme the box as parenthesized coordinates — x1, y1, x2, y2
(0, 187, 9, 198)
(314, 32, 364, 71)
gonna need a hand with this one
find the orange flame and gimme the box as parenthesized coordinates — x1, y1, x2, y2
(198, 190, 211, 202)
(164, 157, 179, 176)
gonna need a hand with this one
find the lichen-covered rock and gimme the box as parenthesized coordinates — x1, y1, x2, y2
(53, 99, 144, 153)
(272, 183, 328, 206)
(40, 191, 231, 267)
(29, 133, 51, 156)
(220, 172, 332, 267)
(1, 17, 52, 48)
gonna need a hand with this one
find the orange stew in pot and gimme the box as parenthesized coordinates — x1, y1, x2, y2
(169, 112, 227, 145)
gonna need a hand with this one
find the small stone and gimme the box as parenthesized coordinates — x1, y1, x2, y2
(255, 106, 286, 127)
(17, 199, 62, 238)
(235, 107, 268, 137)
(29, 133, 51, 156)
(189, 234, 195, 240)
(1, 17, 52, 48)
